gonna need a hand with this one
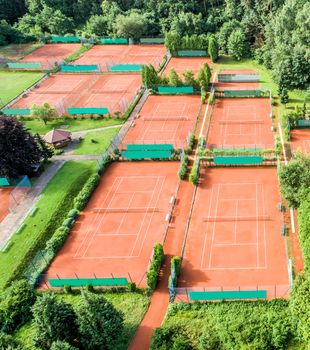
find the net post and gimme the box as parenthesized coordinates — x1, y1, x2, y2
(128, 272, 133, 283)
(75, 273, 79, 279)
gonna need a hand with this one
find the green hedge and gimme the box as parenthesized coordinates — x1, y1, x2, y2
(147, 243, 165, 291)
(178, 155, 189, 180)
(168, 256, 181, 301)
(73, 174, 100, 211)
(189, 160, 199, 186)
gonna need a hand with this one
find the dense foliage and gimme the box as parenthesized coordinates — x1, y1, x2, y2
(147, 243, 165, 291)
(0, 116, 52, 179)
(151, 299, 296, 350)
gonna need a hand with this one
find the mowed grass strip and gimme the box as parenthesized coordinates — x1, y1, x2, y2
(14, 292, 150, 350)
(0, 71, 44, 107)
(74, 127, 121, 155)
(0, 161, 96, 290)
(21, 117, 125, 134)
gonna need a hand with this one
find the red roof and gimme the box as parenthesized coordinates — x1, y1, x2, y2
(43, 129, 71, 144)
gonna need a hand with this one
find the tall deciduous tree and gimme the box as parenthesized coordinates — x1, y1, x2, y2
(76, 292, 124, 350)
(32, 293, 78, 349)
(0, 116, 50, 179)
(208, 35, 219, 62)
(31, 103, 58, 125)
(114, 12, 147, 40)
(168, 69, 182, 86)
(227, 28, 249, 60)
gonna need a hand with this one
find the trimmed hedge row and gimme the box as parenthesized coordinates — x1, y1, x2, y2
(74, 174, 100, 211)
(147, 243, 165, 291)
(168, 256, 181, 301)
(189, 160, 200, 185)
(178, 155, 189, 180)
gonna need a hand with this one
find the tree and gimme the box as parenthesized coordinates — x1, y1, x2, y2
(0, 280, 37, 333)
(0, 334, 22, 350)
(31, 103, 58, 125)
(208, 35, 219, 62)
(228, 28, 250, 60)
(50, 340, 78, 350)
(34, 133, 54, 161)
(164, 32, 182, 54)
(0, 116, 50, 179)
(0, 0, 26, 25)
(76, 292, 124, 350)
(142, 64, 161, 87)
(197, 63, 211, 90)
(168, 69, 182, 86)
(32, 293, 78, 349)
(114, 12, 147, 40)
(84, 15, 108, 36)
(279, 87, 289, 105)
(217, 20, 240, 54)
(182, 70, 196, 87)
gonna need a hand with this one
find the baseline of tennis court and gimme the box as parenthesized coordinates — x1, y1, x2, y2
(164, 57, 211, 76)
(11, 73, 141, 115)
(214, 82, 260, 90)
(19, 44, 80, 70)
(179, 167, 289, 299)
(0, 188, 12, 223)
(290, 129, 310, 154)
(122, 95, 201, 149)
(207, 98, 274, 149)
(44, 162, 180, 287)
(75, 44, 166, 71)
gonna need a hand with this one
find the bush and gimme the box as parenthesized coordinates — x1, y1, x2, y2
(74, 174, 100, 211)
(178, 155, 189, 180)
(97, 154, 111, 175)
(189, 161, 199, 186)
(128, 282, 137, 292)
(147, 243, 164, 291)
(63, 285, 72, 294)
(45, 227, 70, 254)
(84, 284, 95, 293)
(168, 256, 182, 301)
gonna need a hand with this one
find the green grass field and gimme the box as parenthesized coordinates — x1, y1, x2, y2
(14, 291, 150, 350)
(74, 127, 121, 155)
(21, 117, 125, 134)
(0, 71, 43, 107)
(0, 161, 96, 290)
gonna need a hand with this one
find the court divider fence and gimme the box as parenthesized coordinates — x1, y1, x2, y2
(100, 38, 128, 44)
(51, 36, 80, 43)
(60, 64, 99, 72)
(7, 62, 42, 69)
(177, 50, 208, 57)
(218, 73, 260, 82)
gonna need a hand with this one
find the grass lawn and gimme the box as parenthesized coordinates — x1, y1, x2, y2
(14, 291, 150, 350)
(74, 127, 121, 155)
(21, 117, 125, 134)
(0, 71, 44, 107)
(217, 56, 308, 122)
(0, 161, 96, 290)
(0, 43, 42, 60)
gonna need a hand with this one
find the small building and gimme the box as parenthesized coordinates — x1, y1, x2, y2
(43, 129, 72, 148)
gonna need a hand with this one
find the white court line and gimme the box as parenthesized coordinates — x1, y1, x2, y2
(200, 185, 215, 269)
(204, 266, 267, 271)
(114, 192, 136, 235)
(208, 184, 221, 268)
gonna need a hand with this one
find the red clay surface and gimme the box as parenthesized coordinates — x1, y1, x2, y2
(164, 57, 211, 76)
(290, 129, 310, 154)
(12, 73, 141, 115)
(207, 98, 274, 149)
(178, 167, 289, 299)
(122, 95, 201, 149)
(214, 82, 260, 90)
(20, 44, 80, 69)
(44, 162, 180, 287)
(0, 188, 12, 222)
(219, 70, 258, 75)
(75, 44, 166, 70)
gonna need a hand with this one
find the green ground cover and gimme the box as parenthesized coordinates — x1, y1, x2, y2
(0, 71, 43, 107)
(21, 117, 125, 134)
(74, 127, 121, 155)
(0, 161, 96, 290)
(14, 291, 150, 350)
(0, 43, 42, 60)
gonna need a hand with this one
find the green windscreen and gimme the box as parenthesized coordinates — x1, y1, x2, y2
(189, 290, 267, 301)
(49, 278, 128, 287)
(68, 107, 109, 115)
(157, 86, 194, 94)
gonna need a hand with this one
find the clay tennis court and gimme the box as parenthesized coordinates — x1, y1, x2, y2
(12, 73, 141, 115)
(178, 167, 289, 299)
(164, 57, 211, 76)
(75, 44, 166, 70)
(122, 95, 201, 149)
(19, 44, 80, 69)
(290, 129, 310, 154)
(0, 188, 12, 222)
(44, 162, 180, 287)
(207, 98, 274, 149)
(215, 69, 260, 90)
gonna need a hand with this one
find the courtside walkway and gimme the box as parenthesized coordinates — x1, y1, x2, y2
(0, 160, 65, 249)
(129, 180, 195, 350)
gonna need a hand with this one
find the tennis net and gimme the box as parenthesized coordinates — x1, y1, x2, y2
(142, 116, 189, 121)
(93, 207, 159, 213)
(219, 120, 264, 125)
(203, 215, 270, 222)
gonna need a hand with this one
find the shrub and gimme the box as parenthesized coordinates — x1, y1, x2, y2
(178, 155, 189, 180)
(45, 227, 70, 253)
(84, 284, 95, 293)
(189, 161, 199, 186)
(128, 282, 137, 292)
(63, 285, 72, 294)
(74, 174, 100, 211)
(97, 154, 111, 175)
(147, 243, 164, 291)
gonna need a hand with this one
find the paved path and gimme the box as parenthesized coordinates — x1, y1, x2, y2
(52, 154, 101, 161)
(0, 160, 65, 249)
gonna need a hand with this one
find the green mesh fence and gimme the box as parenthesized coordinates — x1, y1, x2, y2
(213, 148, 262, 152)
(121, 150, 172, 159)
(126, 144, 174, 151)
(140, 38, 165, 44)
(157, 86, 194, 94)
(0, 178, 10, 186)
(214, 156, 263, 165)
(60, 64, 99, 72)
(68, 107, 109, 115)
(109, 64, 142, 72)
(189, 290, 267, 301)
(2, 108, 31, 115)
(220, 90, 267, 98)
(100, 38, 128, 44)
(296, 119, 310, 128)
(218, 74, 260, 82)
(7, 62, 41, 69)
(177, 50, 207, 57)
(51, 36, 80, 43)
(49, 277, 128, 287)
